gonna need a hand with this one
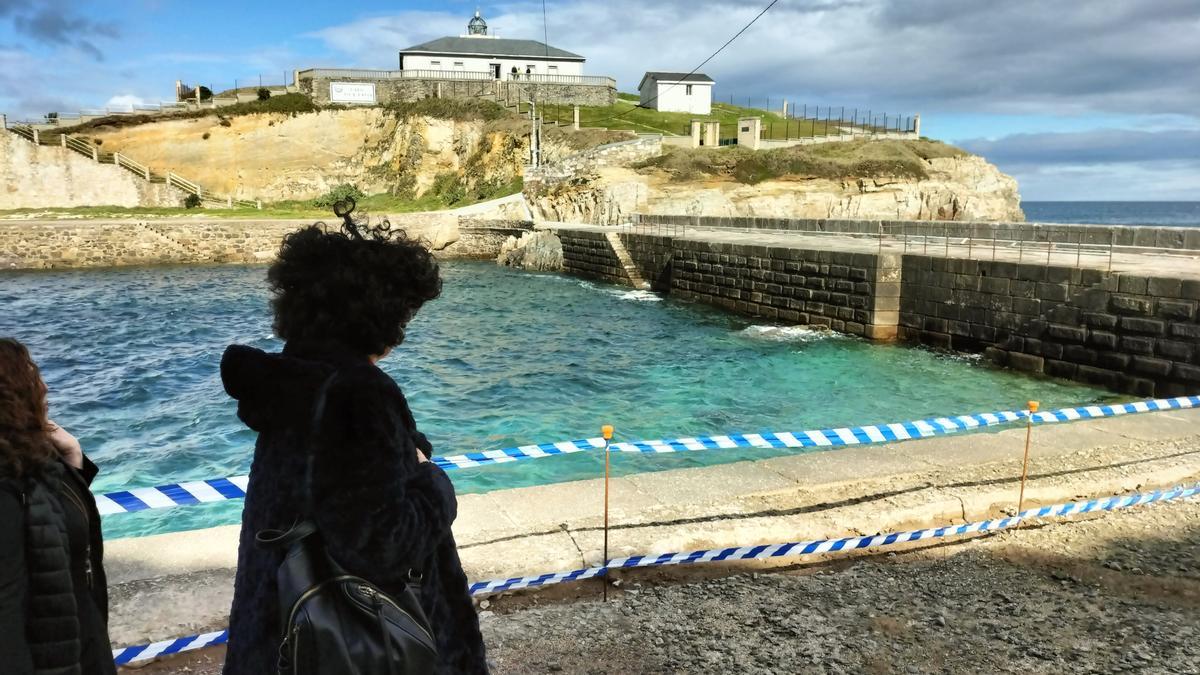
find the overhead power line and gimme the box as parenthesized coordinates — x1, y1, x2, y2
(593, 0, 782, 126)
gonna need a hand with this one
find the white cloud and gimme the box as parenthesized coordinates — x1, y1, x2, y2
(105, 94, 146, 110)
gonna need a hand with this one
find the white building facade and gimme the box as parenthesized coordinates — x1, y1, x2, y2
(399, 11, 586, 81)
(638, 72, 715, 115)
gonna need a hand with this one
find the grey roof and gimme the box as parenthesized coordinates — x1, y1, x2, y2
(399, 36, 585, 61)
(641, 72, 715, 85)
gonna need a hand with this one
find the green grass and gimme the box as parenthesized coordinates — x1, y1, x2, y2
(537, 95, 862, 140)
(0, 178, 525, 221)
(637, 139, 968, 185)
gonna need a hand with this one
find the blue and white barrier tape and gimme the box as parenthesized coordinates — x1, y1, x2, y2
(112, 481, 1200, 664)
(95, 395, 1200, 516)
(112, 630, 228, 666)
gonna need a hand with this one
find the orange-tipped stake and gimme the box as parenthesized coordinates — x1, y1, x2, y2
(602, 425, 614, 601)
(1017, 401, 1040, 518)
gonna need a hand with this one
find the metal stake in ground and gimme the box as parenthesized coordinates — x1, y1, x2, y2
(602, 424, 614, 601)
(1017, 401, 1040, 516)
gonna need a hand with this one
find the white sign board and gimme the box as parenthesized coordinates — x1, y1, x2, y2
(329, 82, 377, 104)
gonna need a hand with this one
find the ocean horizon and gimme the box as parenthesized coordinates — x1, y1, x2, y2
(1022, 201, 1200, 227)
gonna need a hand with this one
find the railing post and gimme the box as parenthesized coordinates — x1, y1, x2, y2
(144, 165, 151, 182)
(256, 200, 262, 210)
(1, 114, 6, 130)
(32, 128, 39, 144)
(61, 134, 67, 147)
(227, 196, 233, 208)
(92, 146, 98, 162)
(114, 152, 120, 166)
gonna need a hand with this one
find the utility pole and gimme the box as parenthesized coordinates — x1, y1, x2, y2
(529, 98, 540, 167)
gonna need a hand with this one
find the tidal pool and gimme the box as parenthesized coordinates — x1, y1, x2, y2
(0, 262, 1112, 539)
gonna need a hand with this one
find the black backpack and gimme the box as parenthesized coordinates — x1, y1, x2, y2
(257, 375, 438, 675)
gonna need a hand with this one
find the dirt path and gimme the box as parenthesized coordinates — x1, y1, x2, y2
(124, 493, 1200, 674)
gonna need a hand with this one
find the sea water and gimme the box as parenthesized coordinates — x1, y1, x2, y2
(0, 263, 1112, 539)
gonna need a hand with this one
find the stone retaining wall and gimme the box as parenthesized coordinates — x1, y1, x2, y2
(557, 229, 629, 285)
(899, 257, 1200, 397)
(300, 75, 614, 107)
(669, 239, 900, 339)
(633, 214, 1200, 251)
(0, 217, 522, 269)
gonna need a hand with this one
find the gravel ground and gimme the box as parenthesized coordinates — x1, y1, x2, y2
(480, 497, 1200, 675)
(127, 495, 1200, 674)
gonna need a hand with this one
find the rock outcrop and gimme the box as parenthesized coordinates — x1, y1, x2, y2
(527, 152, 1024, 224)
(497, 230, 564, 271)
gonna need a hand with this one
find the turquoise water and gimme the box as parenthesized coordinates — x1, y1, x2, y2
(0, 263, 1113, 540)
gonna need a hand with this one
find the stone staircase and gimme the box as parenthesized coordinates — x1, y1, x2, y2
(605, 231, 650, 289)
(5, 123, 259, 209)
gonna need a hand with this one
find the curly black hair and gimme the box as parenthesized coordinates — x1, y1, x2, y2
(268, 200, 442, 356)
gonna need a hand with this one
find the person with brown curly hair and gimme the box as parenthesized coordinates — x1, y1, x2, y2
(220, 204, 488, 674)
(0, 337, 117, 675)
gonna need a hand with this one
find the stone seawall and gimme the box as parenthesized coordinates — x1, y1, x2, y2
(0, 217, 527, 269)
(557, 229, 628, 284)
(899, 257, 1200, 397)
(668, 240, 901, 340)
(550, 224, 1198, 396)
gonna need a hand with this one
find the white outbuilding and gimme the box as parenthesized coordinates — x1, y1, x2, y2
(638, 72, 714, 115)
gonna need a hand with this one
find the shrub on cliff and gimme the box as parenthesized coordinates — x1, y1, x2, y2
(183, 193, 202, 209)
(637, 139, 969, 185)
(257, 87, 271, 101)
(313, 184, 367, 209)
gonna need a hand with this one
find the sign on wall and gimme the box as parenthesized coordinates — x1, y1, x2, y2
(329, 82, 377, 104)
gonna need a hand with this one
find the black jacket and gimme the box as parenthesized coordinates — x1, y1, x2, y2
(0, 458, 115, 675)
(220, 340, 487, 675)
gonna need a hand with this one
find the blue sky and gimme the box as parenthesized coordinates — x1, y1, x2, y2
(2, 0, 1198, 201)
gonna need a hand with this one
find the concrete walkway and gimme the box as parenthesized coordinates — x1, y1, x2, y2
(104, 407, 1200, 648)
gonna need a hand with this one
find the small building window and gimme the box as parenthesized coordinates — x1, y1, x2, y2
(430, 60, 441, 67)
(686, 85, 693, 95)
(549, 65, 558, 73)
(526, 64, 537, 72)
(453, 61, 464, 69)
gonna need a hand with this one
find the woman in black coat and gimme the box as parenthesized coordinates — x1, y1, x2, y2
(220, 209, 488, 674)
(0, 337, 117, 675)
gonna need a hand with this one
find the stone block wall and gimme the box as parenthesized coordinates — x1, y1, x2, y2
(619, 232, 674, 291)
(300, 75, 615, 107)
(900, 256, 1200, 397)
(557, 229, 630, 285)
(669, 239, 900, 339)
(0, 217, 522, 270)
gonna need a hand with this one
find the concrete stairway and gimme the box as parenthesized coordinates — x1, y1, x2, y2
(605, 231, 651, 290)
(5, 123, 259, 209)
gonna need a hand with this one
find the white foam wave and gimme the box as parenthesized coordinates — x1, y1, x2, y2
(740, 325, 839, 343)
(577, 280, 663, 302)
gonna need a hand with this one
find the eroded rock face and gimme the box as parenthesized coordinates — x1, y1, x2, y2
(527, 155, 1024, 223)
(497, 230, 564, 271)
(83, 109, 548, 202)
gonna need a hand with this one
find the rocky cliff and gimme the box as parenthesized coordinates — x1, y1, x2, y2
(80, 108, 611, 203)
(526, 142, 1024, 224)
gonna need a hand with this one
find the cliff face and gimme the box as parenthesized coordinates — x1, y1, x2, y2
(527, 153, 1024, 224)
(82, 109, 545, 202)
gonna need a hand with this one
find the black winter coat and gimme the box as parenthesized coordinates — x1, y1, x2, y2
(0, 458, 116, 675)
(220, 339, 487, 675)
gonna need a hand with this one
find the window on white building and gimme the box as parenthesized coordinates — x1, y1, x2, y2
(549, 65, 558, 73)
(453, 61, 464, 69)
(526, 64, 537, 72)
(686, 85, 693, 95)
(430, 60, 441, 68)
